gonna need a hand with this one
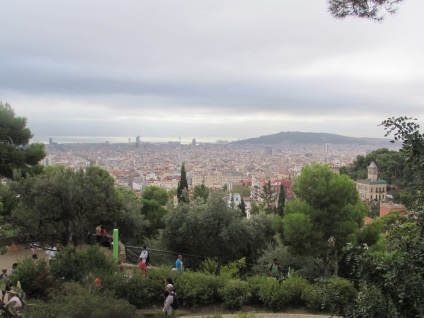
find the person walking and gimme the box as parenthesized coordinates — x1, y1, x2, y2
(162, 284, 175, 316)
(176, 255, 183, 273)
(45, 242, 57, 264)
(269, 258, 282, 280)
(138, 245, 148, 276)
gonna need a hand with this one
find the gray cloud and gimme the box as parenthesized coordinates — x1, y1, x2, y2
(1, 0, 423, 141)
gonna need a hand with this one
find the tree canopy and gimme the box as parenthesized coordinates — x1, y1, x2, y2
(0, 102, 46, 178)
(162, 191, 275, 267)
(142, 185, 168, 206)
(283, 163, 366, 276)
(328, 0, 405, 21)
(10, 166, 121, 245)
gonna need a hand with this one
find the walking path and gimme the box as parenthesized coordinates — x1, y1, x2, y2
(185, 314, 336, 318)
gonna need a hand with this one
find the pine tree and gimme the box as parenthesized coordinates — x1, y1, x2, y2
(177, 163, 189, 203)
(276, 184, 285, 217)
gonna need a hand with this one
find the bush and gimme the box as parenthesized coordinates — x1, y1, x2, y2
(281, 276, 309, 307)
(303, 277, 357, 316)
(25, 282, 140, 318)
(102, 269, 153, 308)
(218, 279, 250, 310)
(176, 272, 224, 308)
(345, 283, 398, 318)
(251, 276, 289, 311)
(49, 245, 117, 282)
(12, 257, 55, 299)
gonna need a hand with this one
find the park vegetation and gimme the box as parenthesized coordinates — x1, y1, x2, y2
(1, 104, 424, 316)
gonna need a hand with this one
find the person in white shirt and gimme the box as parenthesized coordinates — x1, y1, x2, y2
(162, 284, 175, 316)
(138, 245, 148, 263)
(45, 242, 57, 263)
(138, 245, 148, 275)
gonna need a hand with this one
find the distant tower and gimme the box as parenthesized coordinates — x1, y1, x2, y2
(192, 138, 196, 146)
(325, 143, 329, 155)
(49, 138, 53, 145)
(179, 137, 181, 144)
(368, 161, 378, 181)
(128, 138, 131, 144)
(136, 135, 141, 148)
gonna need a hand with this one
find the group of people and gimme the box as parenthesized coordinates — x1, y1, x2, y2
(0, 267, 26, 314)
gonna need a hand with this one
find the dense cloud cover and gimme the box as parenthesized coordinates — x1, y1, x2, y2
(1, 0, 423, 142)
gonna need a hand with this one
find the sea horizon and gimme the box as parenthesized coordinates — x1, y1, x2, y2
(33, 135, 237, 145)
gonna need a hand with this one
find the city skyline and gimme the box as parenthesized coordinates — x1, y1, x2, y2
(1, 0, 423, 141)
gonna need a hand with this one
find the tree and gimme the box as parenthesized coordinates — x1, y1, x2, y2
(142, 185, 168, 206)
(162, 191, 274, 268)
(176, 163, 189, 203)
(238, 197, 246, 217)
(0, 102, 46, 179)
(275, 184, 285, 217)
(10, 166, 120, 245)
(231, 185, 251, 197)
(283, 163, 367, 276)
(193, 182, 210, 202)
(259, 179, 277, 214)
(328, 0, 405, 21)
(141, 199, 168, 238)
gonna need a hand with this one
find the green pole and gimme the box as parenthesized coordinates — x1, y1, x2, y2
(113, 229, 119, 262)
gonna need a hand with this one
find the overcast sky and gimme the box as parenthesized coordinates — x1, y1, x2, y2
(1, 0, 423, 143)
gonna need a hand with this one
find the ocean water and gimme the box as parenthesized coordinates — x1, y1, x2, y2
(34, 136, 237, 144)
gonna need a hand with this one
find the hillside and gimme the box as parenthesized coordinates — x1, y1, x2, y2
(231, 131, 387, 145)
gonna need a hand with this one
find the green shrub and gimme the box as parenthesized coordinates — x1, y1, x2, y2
(218, 279, 250, 310)
(49, 245, 117, 282)
(0, 245, 8, 255)
(281, 276, 309, 307)
(102, 269, 154, 308)
(303, 277, 357, 316)
(177, 272, 224, 308)
(12, 257, 55, 299)
(246, 275, 269, 305)
(25, 282, 140, 318)
(254, 277, 289, 311)
(345, 283, 398, 318)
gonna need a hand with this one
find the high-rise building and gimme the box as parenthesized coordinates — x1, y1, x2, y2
(136, 135, 141, 148)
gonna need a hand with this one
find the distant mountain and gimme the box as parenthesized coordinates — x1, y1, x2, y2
(231, 131, 388, 145)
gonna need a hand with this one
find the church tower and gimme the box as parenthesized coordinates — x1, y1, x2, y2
(368, 161, 378, 182)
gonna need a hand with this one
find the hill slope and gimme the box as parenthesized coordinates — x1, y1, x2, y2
(231, 131, 387, 145)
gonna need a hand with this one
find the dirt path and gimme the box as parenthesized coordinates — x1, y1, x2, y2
(0, 244, 45, 271)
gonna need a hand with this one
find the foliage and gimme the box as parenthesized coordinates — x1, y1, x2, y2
(12, 257, 55, 299)
(231, 185, 251, 197)
(259, 179, 277, 214)
(217, 279, 250, 310)
(25, 282, 140, 318)
(275, 184, 285, 217)
(141, 199, 168, 238)
(340, 147, 418, 207)
(280, 276, 309, 307)
(200, 257, 247, 278)
(193, 182, 210, 202)
(49, 246, 117, 283)
(381, 116, 424, 195)
(284, 163, 367, 276)
(176, 272, 223, 308)
(328, 0, 405, 21)
(142, 185, 168, 206)
(238, 197, 246, 217)
(10, 166, 120, 245)
(177, 163, 189, 203)
(0, 102, 46, 179)
(114, 187, 149, 245)
(162, 191, 275, 268)
(346, 283, 397, 318)
(102, 269, 156, 308)
(303, 277, 357, 316)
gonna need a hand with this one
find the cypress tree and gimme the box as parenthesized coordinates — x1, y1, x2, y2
(177, 163, 189, 203)
(276, 184, 285, 217)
